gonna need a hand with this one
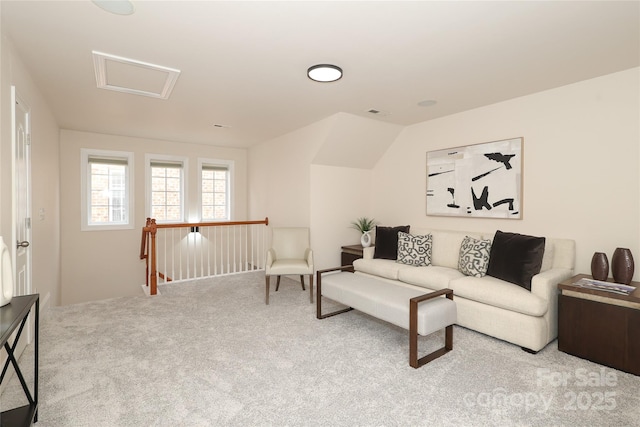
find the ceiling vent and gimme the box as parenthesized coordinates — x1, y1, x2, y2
(366, 108, 391, 117)
(92, 51, 181, 100)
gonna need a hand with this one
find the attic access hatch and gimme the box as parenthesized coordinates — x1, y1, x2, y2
(92, 51, 181, 99)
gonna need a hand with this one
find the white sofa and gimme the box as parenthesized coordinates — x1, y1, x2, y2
(352, 228, 575, 352)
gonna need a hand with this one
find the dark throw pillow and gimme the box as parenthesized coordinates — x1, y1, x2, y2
(486, 230, 545, 291)
(373, 225, 410, 260)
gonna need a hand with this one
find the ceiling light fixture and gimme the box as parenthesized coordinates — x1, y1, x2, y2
(307, 64, 343, 82)
(92, 0, 135, 16)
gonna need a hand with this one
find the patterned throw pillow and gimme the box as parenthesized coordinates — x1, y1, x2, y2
(397, 232, 432, 266)
(458, 236, 492, 277)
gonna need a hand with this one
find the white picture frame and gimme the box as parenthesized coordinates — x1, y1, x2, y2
(426, 137, 523, 219)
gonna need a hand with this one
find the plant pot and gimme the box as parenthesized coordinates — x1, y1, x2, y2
(360, 231, 372, 248)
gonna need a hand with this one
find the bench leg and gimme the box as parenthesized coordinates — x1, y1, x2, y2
(410, 324, 453, 368)
(316, 268, 353, 319)
(409, 291, 454, 368)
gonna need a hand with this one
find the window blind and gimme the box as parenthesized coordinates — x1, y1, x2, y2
(88, 155, 128, 166)
(202, 165, 228, 172)
(150, 160, 182, 169)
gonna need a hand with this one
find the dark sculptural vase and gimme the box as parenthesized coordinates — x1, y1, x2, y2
(590, 252, 609, 281)
(611, 248, 634, 285)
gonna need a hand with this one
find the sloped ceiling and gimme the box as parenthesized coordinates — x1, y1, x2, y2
(312, 113, 402, 169)
(1, 1, 638, 148)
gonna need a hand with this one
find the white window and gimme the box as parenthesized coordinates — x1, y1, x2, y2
(81, 149, 134, 230)
(146, 155, 187, 223)
(199, 159, 233, 221)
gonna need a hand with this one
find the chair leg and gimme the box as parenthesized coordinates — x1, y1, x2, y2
(266, 274, 313, 304)
(265, 276, 270, 305)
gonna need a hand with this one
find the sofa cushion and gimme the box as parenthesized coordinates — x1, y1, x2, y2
(431, 230, 484, 269)
(397, 232, 432, 267)
(449, 275, 548, 317)
(398, 265, 465, 291)
(353, 258, 413, 280)
(374, 225, 410, 260)
(458, 236, 492, 277)
(486, 231, 545, 291)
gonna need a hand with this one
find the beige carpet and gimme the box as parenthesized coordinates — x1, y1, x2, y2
(2, 271, 639, 426)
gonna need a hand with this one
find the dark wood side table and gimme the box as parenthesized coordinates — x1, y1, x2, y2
(1, 294, 39, 426)
(341, 244, 372, 272)
(558, 274, 639, 376)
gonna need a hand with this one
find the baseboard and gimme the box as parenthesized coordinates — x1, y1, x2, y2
(40, 291, 51, 313)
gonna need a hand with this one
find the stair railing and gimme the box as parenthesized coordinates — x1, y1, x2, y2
(140, 217, 269, 295)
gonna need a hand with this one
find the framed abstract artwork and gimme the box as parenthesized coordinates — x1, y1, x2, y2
(426, 137, 523, 219)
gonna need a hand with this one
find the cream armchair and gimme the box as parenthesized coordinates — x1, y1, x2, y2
(265, 227, 314, 305)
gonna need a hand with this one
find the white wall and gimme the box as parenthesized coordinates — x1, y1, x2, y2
(310, 165, 373, 269)
(59, 130, 248, 305)
(1, 35, 61, 311)
(249, 113, 398, 271)
(248, 117, 333, 228)
(372, 68, 640, 280)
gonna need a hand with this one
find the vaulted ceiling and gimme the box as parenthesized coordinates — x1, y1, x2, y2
(2, 1, 638, 148)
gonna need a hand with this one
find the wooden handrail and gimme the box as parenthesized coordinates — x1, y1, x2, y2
(140, 217, 269, 295)
(153, 217, 269, 229)
(140, 217, 268, 259)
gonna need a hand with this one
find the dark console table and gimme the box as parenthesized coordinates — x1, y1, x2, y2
(558, 275, 639, 376)
(0, 294, 39, 426)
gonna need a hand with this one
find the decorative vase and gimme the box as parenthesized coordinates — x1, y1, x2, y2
(611, 248, 634, 285)
(590, 252, 609, 281)
(360, 231, 372, 248)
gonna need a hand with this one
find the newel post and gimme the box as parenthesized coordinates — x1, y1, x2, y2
(143, 218, 151, 287)
(149, 219, 158, 296)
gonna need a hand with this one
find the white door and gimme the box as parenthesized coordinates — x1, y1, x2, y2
(12, 87, 32, 297)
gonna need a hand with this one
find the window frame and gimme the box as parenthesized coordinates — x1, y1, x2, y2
(198, 158, 233, 222)
(81, 148, 134, 231)
(145, 154, 188, 224)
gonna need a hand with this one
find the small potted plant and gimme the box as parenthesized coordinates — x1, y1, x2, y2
(350, 217, 377, 247)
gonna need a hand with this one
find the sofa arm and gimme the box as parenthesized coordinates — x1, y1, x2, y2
(363, 246, 375, 259)
(530, 268, 574, 301)
(531, 267, 574, 341)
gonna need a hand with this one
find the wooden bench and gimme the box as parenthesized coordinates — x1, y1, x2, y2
(316, 267, 456, 368)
